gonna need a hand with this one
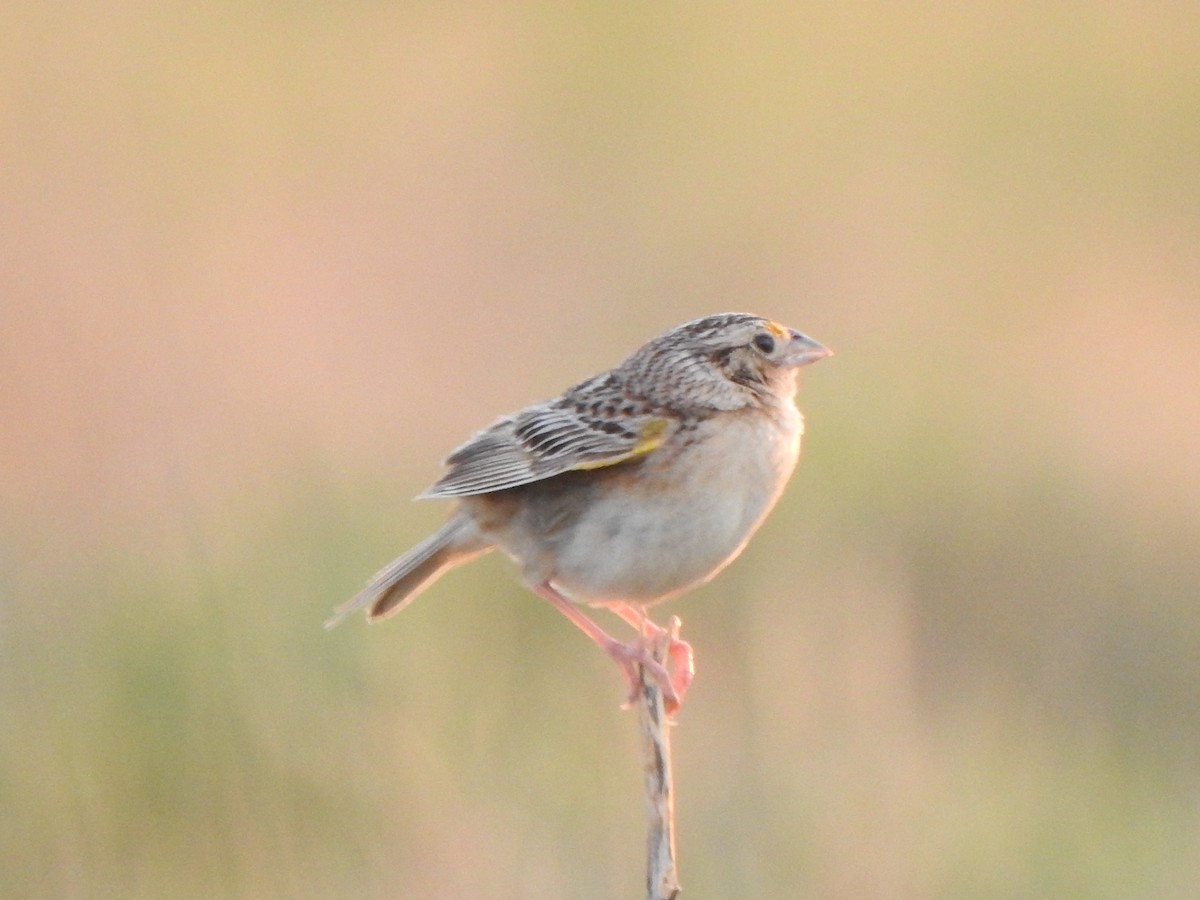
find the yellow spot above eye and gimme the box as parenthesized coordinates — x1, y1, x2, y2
(570, 417, 668, 471)
(764, 321, 788, 339)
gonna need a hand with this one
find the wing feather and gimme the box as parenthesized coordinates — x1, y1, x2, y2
(419, 391, 667, 499)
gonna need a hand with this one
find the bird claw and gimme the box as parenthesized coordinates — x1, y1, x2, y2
(530, 583, 696, 714)
(665, 632, 695, 706)
(608, 627, 695, 716)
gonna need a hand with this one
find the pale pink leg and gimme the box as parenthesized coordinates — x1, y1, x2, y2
(531, 582, 682, 711)
(608, 603, 695, 708)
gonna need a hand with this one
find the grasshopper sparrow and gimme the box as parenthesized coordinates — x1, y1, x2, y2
(329, 313, 831, 711)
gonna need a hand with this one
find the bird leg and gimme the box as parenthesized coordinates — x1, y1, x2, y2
(531, 582, 690, 713)
(608, 603, 695, 709)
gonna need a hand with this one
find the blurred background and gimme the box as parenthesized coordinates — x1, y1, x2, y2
(3, 3, 1199, 897)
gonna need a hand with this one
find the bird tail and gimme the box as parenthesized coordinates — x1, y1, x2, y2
(324, 514, 490, 629)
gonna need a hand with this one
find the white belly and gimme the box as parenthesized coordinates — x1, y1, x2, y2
(545, 410, 801, 605)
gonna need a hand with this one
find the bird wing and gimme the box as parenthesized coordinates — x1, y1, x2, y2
(419, 394, 667, 499)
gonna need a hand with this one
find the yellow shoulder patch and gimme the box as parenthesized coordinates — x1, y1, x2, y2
(571, 417, 668, 471)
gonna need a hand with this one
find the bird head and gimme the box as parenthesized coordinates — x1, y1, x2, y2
(627, 313, 832, 411)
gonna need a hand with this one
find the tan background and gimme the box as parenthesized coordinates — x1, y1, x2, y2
(4, 4, 1200, 897)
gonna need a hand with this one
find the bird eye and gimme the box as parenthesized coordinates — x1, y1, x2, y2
(752, 333, 776, 354)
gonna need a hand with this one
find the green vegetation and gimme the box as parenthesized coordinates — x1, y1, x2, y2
(4, 3, 1200, 896)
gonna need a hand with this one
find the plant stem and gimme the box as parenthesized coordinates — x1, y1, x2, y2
(636, 616, 682, 900)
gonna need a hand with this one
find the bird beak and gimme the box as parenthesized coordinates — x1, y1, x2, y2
(781, 331, 833, 367)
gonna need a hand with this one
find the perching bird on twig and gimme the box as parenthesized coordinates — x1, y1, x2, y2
(328, 313, 832, 712)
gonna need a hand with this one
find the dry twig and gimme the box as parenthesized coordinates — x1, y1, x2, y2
(635, 616, 683, 900)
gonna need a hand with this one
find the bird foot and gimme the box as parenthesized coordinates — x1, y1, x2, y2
(607, 621, 694, 715)
(529, 582, 696, 714)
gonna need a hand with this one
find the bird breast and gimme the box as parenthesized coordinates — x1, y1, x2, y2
(470, 404, 802, 606)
